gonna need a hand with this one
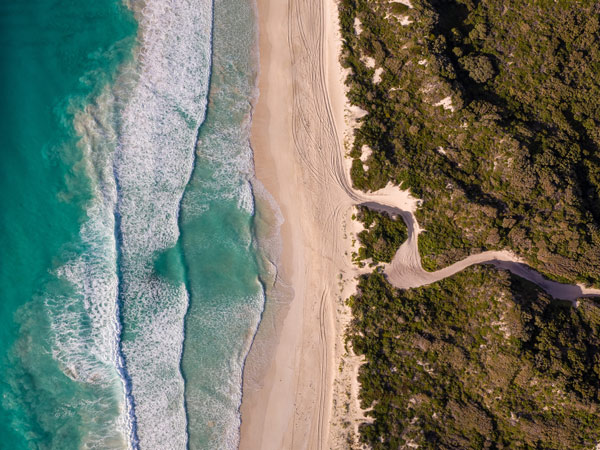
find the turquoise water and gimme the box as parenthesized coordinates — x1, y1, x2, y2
(180, 0, 262, 447)
(0, 0, 136, 447)
(0, 0, 263, 448)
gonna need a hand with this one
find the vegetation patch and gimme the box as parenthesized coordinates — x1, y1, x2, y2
(347, 269, 600, 449)
(354, 206, 408, 264)
(340, 1, 600, 446)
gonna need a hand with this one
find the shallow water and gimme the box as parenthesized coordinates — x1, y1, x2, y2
(179, 0, 262, 446)
(0, 0, 263, 448)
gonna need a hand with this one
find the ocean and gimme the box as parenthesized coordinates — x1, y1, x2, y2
(0, 0, 264, 448)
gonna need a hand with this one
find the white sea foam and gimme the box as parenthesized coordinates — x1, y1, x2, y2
(46, 87, 133, 448)
(174, 0, 265, 443)
(112, 0, 213, 447)
(183, 292, 264, 449)
(47, 0, 262, 447)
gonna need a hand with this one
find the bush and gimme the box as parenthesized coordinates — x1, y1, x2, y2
(339, 0, 600, 285)
(347, 268, 600, 449)
(355, 206, 408, 264)
(459, 54, 494, 83)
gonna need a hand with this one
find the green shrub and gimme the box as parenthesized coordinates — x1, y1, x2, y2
(355, 206, 408, 264)
(348, 269, 600, 449)
(339, 0, 600, 285)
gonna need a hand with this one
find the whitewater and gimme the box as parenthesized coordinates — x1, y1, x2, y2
(1, 0, 264, 448)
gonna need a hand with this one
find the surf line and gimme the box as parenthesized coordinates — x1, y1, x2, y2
(112, 156, 141, 450)
(176, 0, 216, 446)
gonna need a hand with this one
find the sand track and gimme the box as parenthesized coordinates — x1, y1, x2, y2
(293, 0, 600, 304)
(351, 189, 600, 303)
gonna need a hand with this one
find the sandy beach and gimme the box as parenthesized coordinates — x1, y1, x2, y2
(239, 0, 363, 446)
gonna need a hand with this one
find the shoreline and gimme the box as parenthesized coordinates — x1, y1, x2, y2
(240, 0, 359, 447)
(240, 0, 306, 445)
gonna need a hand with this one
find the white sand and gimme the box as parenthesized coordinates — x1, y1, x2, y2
(353, 17, 362, 35)
(391, 0, 413, 8)
(434, 95, 455, 111)
(373, 67, 383, 84)
(362, 55, 376, 68)
(359, 145, 372, 162)
(398, 15, 413, 25)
